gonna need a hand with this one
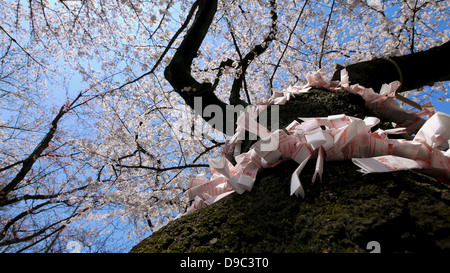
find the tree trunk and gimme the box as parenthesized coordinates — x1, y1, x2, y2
(131, 89, 450, 253)
(132, 0, 450, 254)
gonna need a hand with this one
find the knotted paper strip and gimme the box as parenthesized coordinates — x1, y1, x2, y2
(181, 69, 449, 215)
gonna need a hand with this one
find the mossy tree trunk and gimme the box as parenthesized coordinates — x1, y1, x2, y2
(131, 89, 450, 253)
(131, 160, 450, 253)
(131, 0, 450, 253)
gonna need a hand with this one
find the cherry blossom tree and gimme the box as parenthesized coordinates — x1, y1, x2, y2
(0, 0, 448, 252)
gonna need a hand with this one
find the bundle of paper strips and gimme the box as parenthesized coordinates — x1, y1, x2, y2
(181, 69, 450, 215)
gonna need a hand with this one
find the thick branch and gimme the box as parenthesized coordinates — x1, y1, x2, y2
(164, 0, 229, 132)
(164, 0, 278, 135)
(332, 40, 450, 93)
(0, 105, 68, 204)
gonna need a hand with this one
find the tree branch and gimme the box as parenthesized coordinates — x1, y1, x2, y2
(0, 185, 88, 207)
(164, 0, 229, 132)
(230, 0, 278, 102)
(0, 24, 45, 68)
(227, 20, 249, 106)
(332, 40, 450, 93)
(0, 105, 68, 204)
(318, 0, 335, 69)
(270, 0, 308, 90)
(164, 0, 278, 134)
(116, 163, 209, 172)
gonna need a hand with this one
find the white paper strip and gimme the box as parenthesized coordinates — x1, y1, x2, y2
(181, 69, 449, 216)
(352, 155, 422, 174)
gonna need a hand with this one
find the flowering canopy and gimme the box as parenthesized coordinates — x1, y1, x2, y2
(0, 0, 449, 252)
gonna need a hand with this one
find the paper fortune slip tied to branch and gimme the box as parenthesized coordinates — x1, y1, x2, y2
(180, 69, 449, 215)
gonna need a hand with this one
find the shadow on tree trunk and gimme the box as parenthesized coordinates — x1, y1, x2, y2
(131, 90, 450, 253)
(131, 159, 450, 253)
(134, 0, 450, 253)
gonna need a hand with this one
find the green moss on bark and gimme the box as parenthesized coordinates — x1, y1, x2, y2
(131, 160, 450, 253)
(130, 89, 450, 253)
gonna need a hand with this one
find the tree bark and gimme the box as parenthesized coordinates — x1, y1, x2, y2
(131, 89, 450, 253)
(131, 160, 450, 253)
(164, 0, 229, 132)
(138, 1, 450, 254)
(331, 40, 450, 93)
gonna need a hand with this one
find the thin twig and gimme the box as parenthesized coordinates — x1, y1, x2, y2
(318, 0, 335, 69)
